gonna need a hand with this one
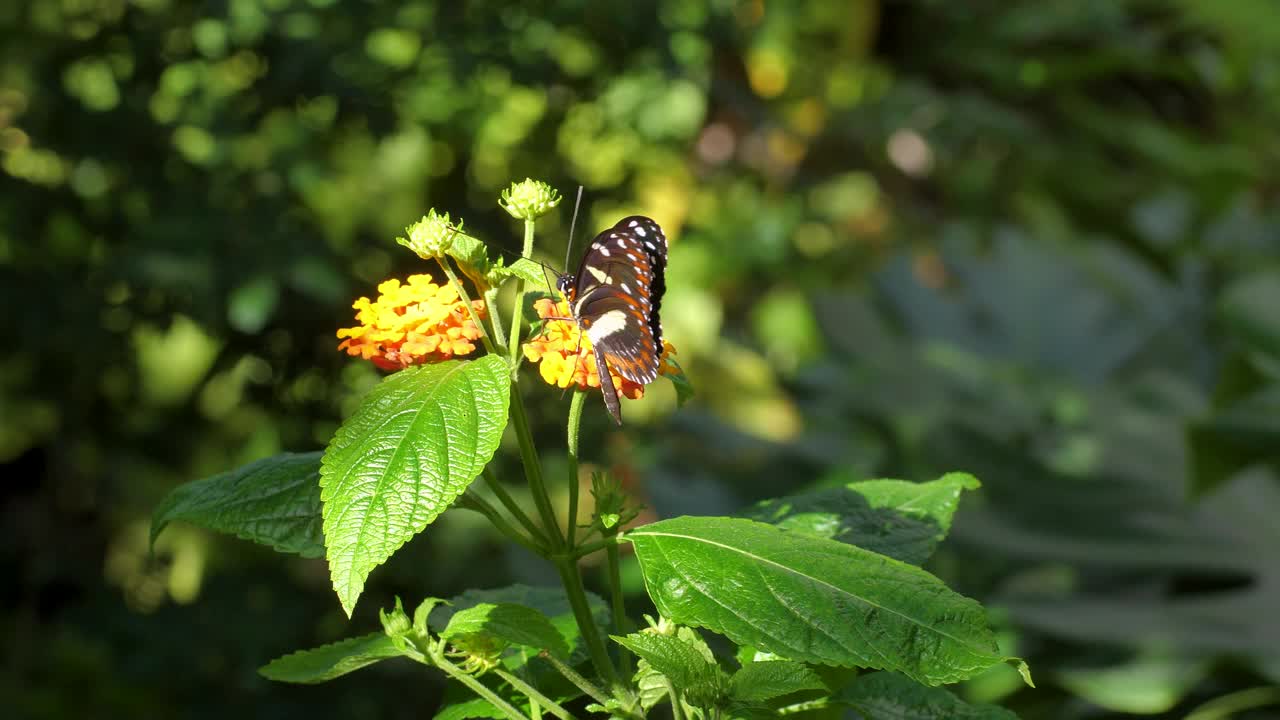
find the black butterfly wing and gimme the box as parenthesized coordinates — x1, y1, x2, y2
(568, 216, 669, 424)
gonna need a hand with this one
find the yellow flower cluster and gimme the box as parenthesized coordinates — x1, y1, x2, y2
(522, 297, 676, 397)
(337, 275, 486, 370)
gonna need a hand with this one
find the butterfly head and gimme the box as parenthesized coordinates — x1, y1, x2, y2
(556, 273, 576, 302)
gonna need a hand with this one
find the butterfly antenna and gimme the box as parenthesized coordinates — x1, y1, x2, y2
(564, 185, 584, 273)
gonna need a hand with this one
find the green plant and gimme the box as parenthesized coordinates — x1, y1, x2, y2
(151, 179, 1031, 720)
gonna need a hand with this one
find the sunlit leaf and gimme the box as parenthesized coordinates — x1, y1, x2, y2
(151, 451, 324, 557)
(258, 633, 406, 684)
(626, 516, 1029, 686)
(321, 356, 511, 616)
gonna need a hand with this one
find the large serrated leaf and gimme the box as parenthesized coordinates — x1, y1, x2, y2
(258, 633, 406, 684)
(746, 473, 980, 565)
(833, 671, 1020, 719)
(321, 356, 511, 615)
(626, 516, 1028, 686)
(728, 661, 827, 703)
(151, 451, 324, 557)
(441, 603, 570, 659)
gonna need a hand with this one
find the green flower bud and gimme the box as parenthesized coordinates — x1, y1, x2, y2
(498, 178, 561, 220)
(397, 209, 460, 258)
(380, 597, 413, 638)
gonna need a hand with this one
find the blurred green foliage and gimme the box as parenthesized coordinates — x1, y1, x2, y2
(3, 0, 1279, 718)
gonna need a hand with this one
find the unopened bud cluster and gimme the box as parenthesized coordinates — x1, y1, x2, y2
(499, 178, 561, 220)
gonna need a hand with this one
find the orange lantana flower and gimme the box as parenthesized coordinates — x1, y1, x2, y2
(337, 274, 486, 370)
(522, 297, 677, 398)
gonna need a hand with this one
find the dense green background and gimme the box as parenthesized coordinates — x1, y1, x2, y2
(3, 1, 1279, 718)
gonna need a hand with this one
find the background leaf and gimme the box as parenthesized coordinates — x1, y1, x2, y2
(834, 671, 1020, 719)
(151, 451, 324, 557)
(258, 633, 406, 684)
(321, 356, 511, 615)
(746, 473, 979, 565)
(441, 602, 570, 659)
(627, 516, 1024, 686)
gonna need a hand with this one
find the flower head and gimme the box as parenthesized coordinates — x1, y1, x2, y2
(522, 297, 677, 398)
(397, 209, 461, 259)
(499, 178, 561, 220)
(337, 274, 486, 370)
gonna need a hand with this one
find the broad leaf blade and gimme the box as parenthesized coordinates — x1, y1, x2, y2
(626, 516, 1027, 686)
(321, 356, 511, 615)
(613, 632, 721, 691)
(728, 661, 827, 703)
(747, 473, 980, 565)
(441, 603, 570, 659)
(833, 671, 1020, 719)
(151, 451, 324, 557)
(258, 633, 406, 684)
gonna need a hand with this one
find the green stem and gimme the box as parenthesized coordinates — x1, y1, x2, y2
(539, 652, 611, 708)
(459, 492, 544, 555)
(665, 678, 686, 720)
(554, 558, 619, 689)
(565, 390, 587, 547)
(493, 668, 579, 720)
(484, 285, 508, 354)
(437, 255, 496, 355)
(482, 466, 550, 547)
(570, 535, 615, 559)
(777, 698, 830, 715)
(509, 390, 564, 548)
(432, 651, 529, 720)
(604, 536, 630, 677)
(507, 218, 536, 369)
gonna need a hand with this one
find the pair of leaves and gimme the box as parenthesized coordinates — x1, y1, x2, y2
(151, 355, 513, 618)
(618, 630, 827, 710)
(625, 514, 1030, 687)
(449, 230, 548, 291)
(260, 584, 596, 685)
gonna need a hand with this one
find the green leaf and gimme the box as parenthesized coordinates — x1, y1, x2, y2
(665, 356, 695, 407)
(614, 632, 726, 704)
(151, 451, 324, 557)
(258, 633, 407, 684)
(321, 356, 511, 616)
(746, 473, 980, 565)
(728, 661, 827, 703)
(446, 232, 493, 284)
(432, 584, 610, 666)
(488, 257, 551, 288)
(441, 602, 570, 659)
(1221, 269, 1280, 365)
(626, 516, 1028, 686)
(833, 671, 1020, 719)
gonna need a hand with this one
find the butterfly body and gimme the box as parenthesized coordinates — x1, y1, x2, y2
(558, 215, 668, 424)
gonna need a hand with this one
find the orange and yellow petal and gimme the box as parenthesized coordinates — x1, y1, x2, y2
(337, 273, 487, 369)
(521, 297, 677, 399)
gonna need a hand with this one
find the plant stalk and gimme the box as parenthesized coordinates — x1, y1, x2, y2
(665, 678, 686, 720)
(459, 492, 543, 555)
(554, 558, 619, 689)
(431, 651, 529, 720)
(484, 285, 508, 354)
(565, 390, 586, 547)
(509, 390, 564, 549)
(604, 536, 630, 677)
(508, 218, 536, 369)
(482, 466, 550, 547)
(437, 255, 496, 355)
(493, 668, 579, 720)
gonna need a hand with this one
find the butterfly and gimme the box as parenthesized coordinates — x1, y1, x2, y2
(557, 215, 668, 425)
